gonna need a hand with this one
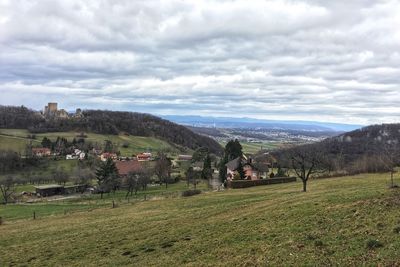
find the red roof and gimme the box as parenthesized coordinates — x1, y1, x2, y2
(115, 160, 143, 176)
(101, 152, 117, 158)
(32, 148, 51, 153)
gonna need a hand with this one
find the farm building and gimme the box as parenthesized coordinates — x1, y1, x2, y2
(226, 156, 268, 181)
(35, 185, 65, 197)
(137, 152, 152, 161)
(100, 152, 118, 162)
(32, 147, 51, 157)
(34, 184, 88, 197)
(178, 155, 192, 161)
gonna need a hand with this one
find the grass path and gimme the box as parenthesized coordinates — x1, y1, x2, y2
(1, 174, 400, 266)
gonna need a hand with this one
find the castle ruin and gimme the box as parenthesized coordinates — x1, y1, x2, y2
(42, 102, 69, 119)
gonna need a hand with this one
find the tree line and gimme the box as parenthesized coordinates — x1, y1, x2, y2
(0, 106, 223, 155)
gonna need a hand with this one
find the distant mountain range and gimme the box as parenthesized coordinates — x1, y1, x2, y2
(162, 115, 363, 132)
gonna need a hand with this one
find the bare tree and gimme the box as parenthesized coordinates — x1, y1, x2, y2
(291, 146, 325, 192)
(380, 142, 399, 188)
(0, 176, 16, 204)
(124, 167, 152, 198)
(185, 167, 199, 189)
(53, 167, 70, 185)
(154, 152, 171, 189)
(73, 166, 94, 186)
(125, 171, 141, 198)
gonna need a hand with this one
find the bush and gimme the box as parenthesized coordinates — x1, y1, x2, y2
(122, 142, 129, 148)
(182, 189, 201, 197)
(366, 239, 383, 249)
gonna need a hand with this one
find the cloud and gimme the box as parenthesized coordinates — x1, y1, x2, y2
(1, 0, 400, 125)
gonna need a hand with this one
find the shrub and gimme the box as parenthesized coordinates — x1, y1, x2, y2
(366, 239, 383, 249)
(314, 240, 324, 247)
(182, 189, 201, 197)
(122, 142, 129, 148)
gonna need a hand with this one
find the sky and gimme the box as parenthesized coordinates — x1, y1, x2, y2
(1, 0, 400, 125)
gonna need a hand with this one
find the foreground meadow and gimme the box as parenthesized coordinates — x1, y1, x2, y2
(1, 174, 400, 266)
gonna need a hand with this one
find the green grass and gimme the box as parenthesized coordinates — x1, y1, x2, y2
(0, 129, 178, 156)
(1, 173, 400, 266)
(0, 181, 209, 221)
(219, 140, 282, 154)
(0, 135, 40, 154)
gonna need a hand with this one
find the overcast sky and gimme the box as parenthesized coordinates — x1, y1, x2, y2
(1, 0, 400, 125)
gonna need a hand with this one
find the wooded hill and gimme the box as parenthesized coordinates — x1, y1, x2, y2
(0, 106, 223, 155)
(272, 123, 400, 174)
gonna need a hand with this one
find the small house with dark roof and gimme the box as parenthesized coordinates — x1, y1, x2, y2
(178, 155, 192, 161)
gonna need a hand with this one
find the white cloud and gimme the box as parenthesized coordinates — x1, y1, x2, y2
(1, 0, 400, 125)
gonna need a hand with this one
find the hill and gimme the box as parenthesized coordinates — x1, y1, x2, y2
(0, 129, 176, 156)
(162, 115, 362, 132)
(0, 173, 399, 265)
(272, 123, 400, 174)
(0, 106, 223, 155)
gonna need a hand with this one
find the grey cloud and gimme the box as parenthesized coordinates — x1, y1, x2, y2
(1, 0, 400, 125)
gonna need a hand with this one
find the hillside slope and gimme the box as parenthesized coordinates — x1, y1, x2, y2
(273, 123, 400, 174)
(0, 129, 176, 156)
(0, 174, 399, 265)
(0, 106, 223, 155)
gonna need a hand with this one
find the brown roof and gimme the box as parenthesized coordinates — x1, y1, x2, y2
(225, 157, 241, 171)
(32, 148, 51, 153)
(115, 160, 143, 176)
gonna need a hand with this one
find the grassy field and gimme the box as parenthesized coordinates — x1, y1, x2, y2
(0, 129, 178, 156)
(1, 173, 400, 266)
(0, 181, 209, 221)
(219, 140, 282, 154)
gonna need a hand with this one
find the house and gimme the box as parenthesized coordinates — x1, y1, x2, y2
(178, 155, 192, 161)
(35, 184, 65, 197)
(35, 184, 87, 197)
(115, 160, 143, 177)
(74, 149, 86, 160)
(226, 156, 262, 181)
(137, 152, 152, 161)
(91, 148, 102, 156)
(191, 161, 204, 172)
(66, 154, 77, 160)
(100, 152, 118, 162)
(32, 147, 51, 157)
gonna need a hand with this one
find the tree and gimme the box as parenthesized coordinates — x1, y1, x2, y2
(154, 152, 172, 189)
(41, 137, 52, 148)
(237, 161, 245, 179)
(219, 139, 244, 182)
(104, 140, 114, 153)
(53, 167, 70, 185)
(124, 171, 141, 198)
(73, 167, 94, 186)
(225, 139, 243, 161)
(192, 147, 209, 163)
(380, 142, 399, 188)
(0, 176, 16, 204)
(291, 146, 325, 192)
(95, 158, 119, 198)
(201, 153, 213, 180)
(186, 166, 197, 188)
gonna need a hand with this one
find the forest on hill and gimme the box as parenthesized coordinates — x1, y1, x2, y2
(272, 123, 400, 175)
(0, 106, 223, 155)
